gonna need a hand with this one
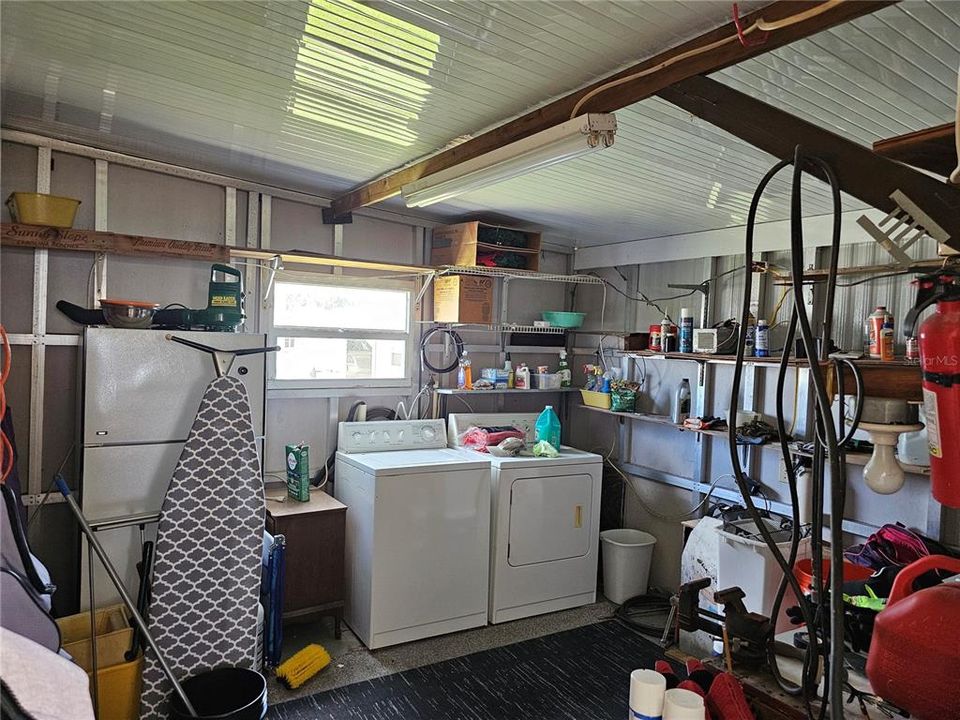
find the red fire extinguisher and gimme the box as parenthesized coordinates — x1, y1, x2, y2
(904, 270, 960, 508)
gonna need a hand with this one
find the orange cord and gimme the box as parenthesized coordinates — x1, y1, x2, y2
(0, 325, 13, 482)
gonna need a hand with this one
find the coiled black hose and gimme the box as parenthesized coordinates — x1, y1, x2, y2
(419, 327, 464, 374)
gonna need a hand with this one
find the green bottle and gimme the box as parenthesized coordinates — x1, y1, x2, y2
(558, 350, 571, 387)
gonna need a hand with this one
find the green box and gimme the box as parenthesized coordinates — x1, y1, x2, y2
(285, 444, 310, 502)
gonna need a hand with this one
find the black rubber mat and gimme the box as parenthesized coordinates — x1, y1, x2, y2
(270, 620, 666, 719)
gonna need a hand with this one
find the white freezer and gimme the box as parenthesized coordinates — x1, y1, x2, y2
(82, 328, 266, 445)
(79, 328, 267, 608)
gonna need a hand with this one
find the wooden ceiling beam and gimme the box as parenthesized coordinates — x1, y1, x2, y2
(873, 123, 957, 178)
(330, 0, 894, 217)
(657, 75, 960, 249)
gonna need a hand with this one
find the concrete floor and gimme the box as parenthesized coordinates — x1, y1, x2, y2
(270, 600, 617, 703)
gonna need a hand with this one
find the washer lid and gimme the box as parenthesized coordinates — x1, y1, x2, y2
(336, 447, 490, 475)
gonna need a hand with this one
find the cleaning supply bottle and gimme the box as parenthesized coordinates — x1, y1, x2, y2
(745, 309, 757, 357)
(880, 320, 895, 361)
(535, 405, 561, 448)
(671, 378, 691, 424)
(457, 351, 472, 390)
(557, 350, 571, 387)
(755, 319, 769, 357)
(515, 363, 530, 390)
(504, 352, 514, 388)
(679, 308, 694, 353)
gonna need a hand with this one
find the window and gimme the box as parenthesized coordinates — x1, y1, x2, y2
(268, 276, 413, 388)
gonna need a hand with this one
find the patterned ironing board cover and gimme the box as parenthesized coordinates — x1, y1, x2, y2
(140, 375, 264, 720)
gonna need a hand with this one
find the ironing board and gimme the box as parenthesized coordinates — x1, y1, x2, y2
(139, 375, 265, 720)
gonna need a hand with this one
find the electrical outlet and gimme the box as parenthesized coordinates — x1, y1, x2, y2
(778, 458, 791, 484)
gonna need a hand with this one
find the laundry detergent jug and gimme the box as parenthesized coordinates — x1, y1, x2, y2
(866, 554, 960, 720)
(534, 405, 561, 449)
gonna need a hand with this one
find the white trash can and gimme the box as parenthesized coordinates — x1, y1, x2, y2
(600, 529, 657, 604)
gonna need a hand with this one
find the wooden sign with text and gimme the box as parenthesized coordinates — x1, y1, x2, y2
(1, 223, 230, 262)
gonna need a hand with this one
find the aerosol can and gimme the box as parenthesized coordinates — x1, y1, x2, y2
(904, 270, 960, 508)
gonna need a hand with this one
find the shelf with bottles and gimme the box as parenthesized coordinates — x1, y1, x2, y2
(574, 403, 930, 475)
(619, 350, 920, 369)
(436, 387, 579, 396)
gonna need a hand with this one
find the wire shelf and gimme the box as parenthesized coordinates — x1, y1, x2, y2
(422, 321, 568, 334)
(437, 265, 605, 285)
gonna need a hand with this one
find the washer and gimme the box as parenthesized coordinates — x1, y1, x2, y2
(335, 419, 491, 649)
(448, 413, 603, 624)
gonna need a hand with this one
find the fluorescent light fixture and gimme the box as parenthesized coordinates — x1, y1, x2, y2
(401, 113, 617, 207)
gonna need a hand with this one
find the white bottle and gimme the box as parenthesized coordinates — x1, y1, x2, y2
(515, 363, 530, 390)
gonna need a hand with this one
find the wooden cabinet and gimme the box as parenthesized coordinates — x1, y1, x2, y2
(265, 489, 346, 637)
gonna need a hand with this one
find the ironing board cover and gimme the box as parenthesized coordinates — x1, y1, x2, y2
(140, 375, 264, 720)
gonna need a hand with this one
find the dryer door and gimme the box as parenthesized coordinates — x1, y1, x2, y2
(507, 473, 592, 566)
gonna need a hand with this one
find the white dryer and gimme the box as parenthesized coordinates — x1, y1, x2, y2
(335, 419, 491, 649)
(448, 413, 603, 624)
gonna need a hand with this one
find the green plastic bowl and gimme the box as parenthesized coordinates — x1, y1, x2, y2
(542, 311, 585, 329)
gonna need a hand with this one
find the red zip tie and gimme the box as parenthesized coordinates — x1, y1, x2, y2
(733, 3, 768, 47)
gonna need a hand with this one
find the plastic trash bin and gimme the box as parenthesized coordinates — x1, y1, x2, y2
(600, 529, 657, 604)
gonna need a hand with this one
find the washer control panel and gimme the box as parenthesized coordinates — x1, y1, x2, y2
(338, 419, 447, 453)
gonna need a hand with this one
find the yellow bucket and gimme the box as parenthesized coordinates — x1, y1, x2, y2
(6, 192, 80, 228)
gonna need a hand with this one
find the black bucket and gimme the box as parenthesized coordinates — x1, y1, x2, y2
(169, 667, 267, 720)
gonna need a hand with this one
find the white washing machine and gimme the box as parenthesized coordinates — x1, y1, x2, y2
(448, 413, 603, 624)
(335, 419, 491, 649)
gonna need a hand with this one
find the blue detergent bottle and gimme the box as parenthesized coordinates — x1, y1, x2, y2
(535, 405, 562, 448)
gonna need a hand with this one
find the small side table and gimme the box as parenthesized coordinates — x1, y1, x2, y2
(265, 488, 346, 638)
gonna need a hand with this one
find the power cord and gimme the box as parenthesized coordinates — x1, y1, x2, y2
(419, 327, 464, 375)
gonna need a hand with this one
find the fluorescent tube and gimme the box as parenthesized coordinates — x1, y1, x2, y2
(401, 113, 617, 207)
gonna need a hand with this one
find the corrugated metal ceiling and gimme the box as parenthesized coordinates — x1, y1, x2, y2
(1, 1, 956, 246)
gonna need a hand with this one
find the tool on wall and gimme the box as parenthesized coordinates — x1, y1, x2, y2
(56, 263, 246, 331)
(903, 268, 960, 508)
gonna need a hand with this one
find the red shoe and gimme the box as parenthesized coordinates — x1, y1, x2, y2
(706, 673, 754, 720)
(655, 660, 680, 690)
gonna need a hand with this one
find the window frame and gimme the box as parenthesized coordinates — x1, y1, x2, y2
(265, 271, 416, 392)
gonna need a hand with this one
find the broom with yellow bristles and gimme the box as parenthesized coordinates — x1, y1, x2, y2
(276, 644, 331, 689)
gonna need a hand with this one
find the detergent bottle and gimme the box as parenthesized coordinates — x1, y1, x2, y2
(535, 405, 562, 448)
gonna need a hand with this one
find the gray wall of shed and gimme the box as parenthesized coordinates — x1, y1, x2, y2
(570, 236, 952, 593)
(0, 141, 415, 612)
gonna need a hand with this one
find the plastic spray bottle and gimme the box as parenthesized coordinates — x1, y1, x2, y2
(457, 351, 472, 390)
(558, 350, 571, 387)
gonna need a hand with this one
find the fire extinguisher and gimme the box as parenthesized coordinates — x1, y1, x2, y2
(904, 270, 960, 508)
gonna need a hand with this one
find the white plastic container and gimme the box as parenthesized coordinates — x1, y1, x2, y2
(531, 373, 562, 389)
(715, 521, 811, 632)
(600, 529, 657, 604)
(663, 688, 705, 720)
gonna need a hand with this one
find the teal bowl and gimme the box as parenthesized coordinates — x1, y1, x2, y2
(542, 311, 585, 329)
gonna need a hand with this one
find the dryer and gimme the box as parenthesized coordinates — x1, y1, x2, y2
(448, 413, 603, 624)
(335, 419, 491, 649)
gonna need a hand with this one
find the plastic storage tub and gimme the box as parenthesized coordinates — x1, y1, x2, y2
(600, 529, 657, 604)
(715, 521, 811, 632)
(580, 389, 612, 409)
(6, 192, 81, 228)
(531, 373, 561, 389)
(541, 311, 585, 328)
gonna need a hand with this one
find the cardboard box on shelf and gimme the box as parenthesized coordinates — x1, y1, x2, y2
(433, 275, 494, 324)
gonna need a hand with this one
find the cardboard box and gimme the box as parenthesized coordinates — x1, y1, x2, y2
(430, 221, 541, 272)
(434, 275, 494, 324)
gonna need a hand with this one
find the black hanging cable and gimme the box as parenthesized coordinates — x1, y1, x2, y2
(729, 156, 824, 719)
